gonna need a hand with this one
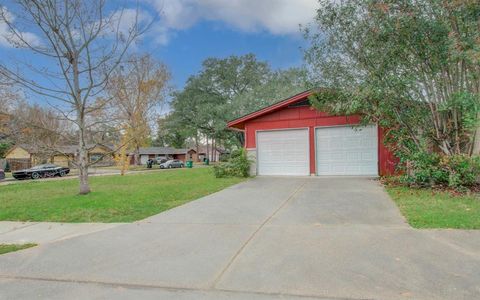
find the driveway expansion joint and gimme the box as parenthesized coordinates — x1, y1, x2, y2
(0, 222, 39, 235)
(210, 179, 308, 289)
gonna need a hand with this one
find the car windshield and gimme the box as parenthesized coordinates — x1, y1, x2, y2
(30, 165, 46, 170)
(31, 164, 56, 170)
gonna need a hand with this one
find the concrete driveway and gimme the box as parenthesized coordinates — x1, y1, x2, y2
(0, 177, 479, 300)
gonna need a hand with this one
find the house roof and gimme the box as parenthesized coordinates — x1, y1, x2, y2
(4, 145, 26, 157)
(138, 147, 195, 155)
(6, 143, 114, 156)
(47, 144, 114, 155)
(227, 89, 315, 130)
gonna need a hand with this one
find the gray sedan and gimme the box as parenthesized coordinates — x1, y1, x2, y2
(159, 159, 184, 169)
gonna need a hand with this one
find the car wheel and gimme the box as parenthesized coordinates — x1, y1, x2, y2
(31, 172, 40, 180)
(168, 165, 172, 169)
(160, 165, 164, 169)
(59, 170, 67, 177)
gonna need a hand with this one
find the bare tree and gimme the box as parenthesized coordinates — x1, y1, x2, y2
(0, 1, 147, 194)
(0, 78, 22, 114)
(107, 54, 170, 171)
(9, 102, 73, 158)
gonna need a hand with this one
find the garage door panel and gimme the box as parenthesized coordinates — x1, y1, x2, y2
(316, 126, 378, 176)
(257, 129, 309, 176)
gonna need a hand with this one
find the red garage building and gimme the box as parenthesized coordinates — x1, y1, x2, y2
(227, 90, 396, 176)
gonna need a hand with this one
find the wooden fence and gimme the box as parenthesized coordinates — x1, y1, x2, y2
(6, 158, 31, 171)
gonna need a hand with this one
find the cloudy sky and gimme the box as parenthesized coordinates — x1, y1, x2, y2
(0, 0, 320, 92)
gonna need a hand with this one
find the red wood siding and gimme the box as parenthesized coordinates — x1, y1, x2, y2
(244, 105, 395, 176)
(174, 154, 186, 162)
(378, 127, 398, 176)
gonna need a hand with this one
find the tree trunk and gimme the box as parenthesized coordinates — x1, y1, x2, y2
(212, 138, 216, 162)
(472, 123, 480, 155)
(195, 133, 199, 162)
(78, 141, 90, 195)
(134, 145, 140, 165)
(74, 52, 90, 195)
(235, 131, 244, 147)
(206, 136, 209, 162)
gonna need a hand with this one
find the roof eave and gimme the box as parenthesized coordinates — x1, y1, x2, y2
(227, 89, 315, 129)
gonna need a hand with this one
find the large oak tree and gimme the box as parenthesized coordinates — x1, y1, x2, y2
(163, 54, 306, 154)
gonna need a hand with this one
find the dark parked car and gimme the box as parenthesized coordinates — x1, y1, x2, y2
(155, 157, 167, 165)
(12, 164, 70, 180)
(159, 159, 184, 169)
(0, 169, 5, 181)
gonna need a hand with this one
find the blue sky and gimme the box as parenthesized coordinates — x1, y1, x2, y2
(154, 20, 308, 89)
(0, 0, 320, 103)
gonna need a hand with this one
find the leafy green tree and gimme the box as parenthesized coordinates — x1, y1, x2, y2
(167, 54, 269, 150)
(0, 141, 12, 158)
(231, 67, 307, 117)
(152, 118, 169, 147)
(167, 54, 306, 150)
(154, 115, 191, 148)
(304, 0, 480, 157)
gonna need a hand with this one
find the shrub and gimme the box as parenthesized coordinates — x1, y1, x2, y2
(213, 148, 251, 178)
(219, 153, 230, 162)
(441, 155, 480, 188)
(400, 152, 480, 189)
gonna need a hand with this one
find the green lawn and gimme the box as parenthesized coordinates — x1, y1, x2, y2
(0, 168, 246, 223)
(0, 243, 37, 255)
(386, 186, 480, 229)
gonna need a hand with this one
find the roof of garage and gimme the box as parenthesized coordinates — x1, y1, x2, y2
(227, 89, 315, 130)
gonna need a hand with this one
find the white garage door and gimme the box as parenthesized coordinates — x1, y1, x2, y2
(316, 125, 378, 176)
(257, 129, 309, 176)
(140, 155, 149, 165)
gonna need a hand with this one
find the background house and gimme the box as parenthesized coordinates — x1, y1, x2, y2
(5, 144, 114, 170)
(53, 144, 115, 167)
(136, 147, 197, 165)
(4, 145, 37, 171)
(135, 146, 229, 165)
(195, 146, 228, 162)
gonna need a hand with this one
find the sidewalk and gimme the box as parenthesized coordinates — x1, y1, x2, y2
(0, 221, 124, 244)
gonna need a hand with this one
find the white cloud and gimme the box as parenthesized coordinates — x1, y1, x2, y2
(2, 1, 320, 48)
(0, 7, 41, 48)
(108, 8, 154, 37)
(108, 8, 172, 47)
(147, 0, 319, 44)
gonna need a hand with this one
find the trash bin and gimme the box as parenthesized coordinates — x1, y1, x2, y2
(204, 158, 210, 165)
(186, 160, 193, 168)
